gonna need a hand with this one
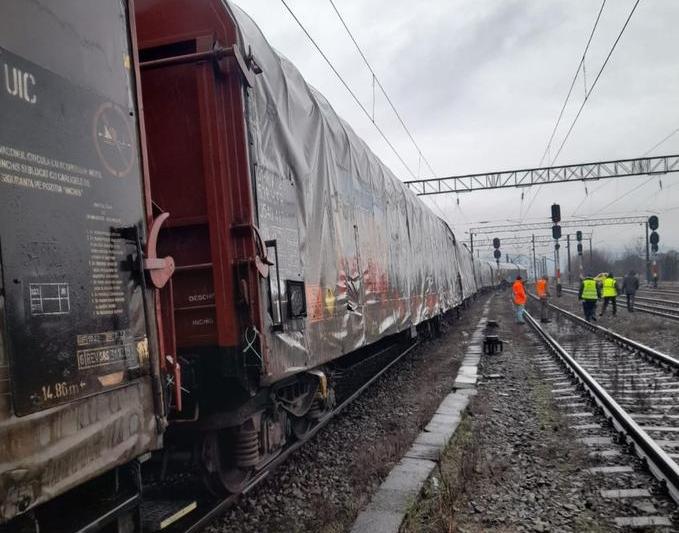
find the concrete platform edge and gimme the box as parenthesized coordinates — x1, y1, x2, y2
(349, 300, 491, 533)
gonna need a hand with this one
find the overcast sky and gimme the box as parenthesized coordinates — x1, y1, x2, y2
(235, 0, 679, 264)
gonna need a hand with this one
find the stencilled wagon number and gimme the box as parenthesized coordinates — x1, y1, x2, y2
(41, 381, 84, 401)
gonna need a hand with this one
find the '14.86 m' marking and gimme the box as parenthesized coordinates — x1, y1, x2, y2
(41, 381, 85, 402)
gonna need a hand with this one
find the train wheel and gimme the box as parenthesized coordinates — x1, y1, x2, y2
(203, 465, 252, 495)
(201, 431, 255, 495)
(291, 415, 313, 440)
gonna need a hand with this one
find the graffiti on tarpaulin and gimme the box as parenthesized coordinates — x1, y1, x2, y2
(364, 259, 389, 298)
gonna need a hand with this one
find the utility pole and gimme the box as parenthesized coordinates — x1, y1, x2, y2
(589, 238, 593, 271)
(470, 232, 474, 254)
(566, 234, 572, 285)
(532, 234, 537, 282)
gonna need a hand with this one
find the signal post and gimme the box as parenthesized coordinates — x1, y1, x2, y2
(551, 204, 562, 297)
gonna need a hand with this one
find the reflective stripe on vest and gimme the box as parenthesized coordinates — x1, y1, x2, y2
(602, 277, 617, 297)
(581, 278, 598, 300)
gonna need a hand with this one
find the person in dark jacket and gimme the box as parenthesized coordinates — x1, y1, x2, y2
(621, 271, 640, 312)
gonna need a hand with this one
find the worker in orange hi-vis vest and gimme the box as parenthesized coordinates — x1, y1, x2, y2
(535, 275, 551, 323)
(512, 275, 527, 324)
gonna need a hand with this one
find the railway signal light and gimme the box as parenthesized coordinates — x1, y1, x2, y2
(551, 204, 561, 223)
(554, 243, 560, 250)
(577, 243, 583, 255)
(652, 243, 659, 253)
(650, 231, 660, 246)
(576, 230, 582, 242)
(649, 215, 659, 231)
(552, 225, 561, 240)
(492, 237, 501, 249)
(493, 249, 502, 259)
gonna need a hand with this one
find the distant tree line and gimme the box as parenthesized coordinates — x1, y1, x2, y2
(573, 242, 679, 281)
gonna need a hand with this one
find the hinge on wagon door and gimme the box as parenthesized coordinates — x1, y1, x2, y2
(216, 42, 261, 88)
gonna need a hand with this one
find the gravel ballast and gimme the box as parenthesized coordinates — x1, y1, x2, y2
(555, 290, 679, 356)
(206, 293, 492, 533)
(402, 292, 677, 532)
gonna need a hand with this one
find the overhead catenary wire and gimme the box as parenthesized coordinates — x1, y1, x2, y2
(279, 0, 418, 180)
(572, 124, 679, 216)
(538, 0, 607, 167)
(326, 0, 437, 177)
(520, 0, 607, 222)
(642, 126, 679, 157)
(548, 0, 642, 166)
(593, 175, 655, 215)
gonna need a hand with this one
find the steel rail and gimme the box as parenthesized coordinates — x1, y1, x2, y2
(633, 302, 679, 315)
(561, 287, 679, 322)
(637, 289, 679, 299)
(633, 295, 679, 307)
(539, 297, 679, 369)
(168, 340, 420, 533)
(563, 285, 679, 305)
(524, 310, 679, 504)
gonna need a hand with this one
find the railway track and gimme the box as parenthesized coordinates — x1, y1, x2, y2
(526, 300, 679, 508)
(561, 287, 679, 321)
(636, 288, 679, 301)
(151, 339, 421, 533)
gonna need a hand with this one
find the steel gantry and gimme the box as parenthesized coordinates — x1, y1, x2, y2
(404, 154, 679, 195)
(469, 215, 649, 235)
(471, 232, 592, 247)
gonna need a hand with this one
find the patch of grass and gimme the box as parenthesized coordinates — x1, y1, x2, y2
(400, 412, 479, 533)
(351, 427, 412, 488)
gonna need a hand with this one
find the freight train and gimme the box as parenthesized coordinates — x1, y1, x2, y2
(0, 1, 525, 531)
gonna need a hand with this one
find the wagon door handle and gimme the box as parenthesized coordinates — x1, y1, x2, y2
(144, 212, 175, 289)
(265, 239, 284, 331)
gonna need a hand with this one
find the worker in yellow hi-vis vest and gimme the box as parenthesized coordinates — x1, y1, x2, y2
(579, 275, 601, 322)
(600, 272, 619, 317)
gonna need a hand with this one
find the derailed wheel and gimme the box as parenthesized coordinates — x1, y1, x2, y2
(201, 430, 256, 495)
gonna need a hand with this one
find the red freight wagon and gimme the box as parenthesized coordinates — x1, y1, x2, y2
(0, 0, 521, 529)
(134, 0, 473, 493)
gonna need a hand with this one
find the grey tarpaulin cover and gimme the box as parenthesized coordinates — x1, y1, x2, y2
(227, 2, 500, 382)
